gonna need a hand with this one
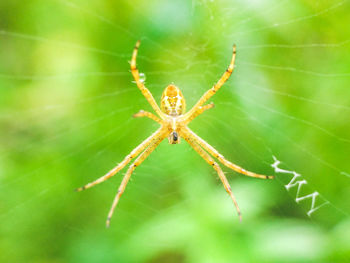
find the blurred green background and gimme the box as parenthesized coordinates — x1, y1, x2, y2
(0, 0, 349, 262)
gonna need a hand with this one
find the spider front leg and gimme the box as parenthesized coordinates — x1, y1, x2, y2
(133, 110, 162, 124)
(130, 40, 165, 119)
(76, 127, 165, 192)
(106, 133, 166, 227)
(183, 127, 274, 179)
(183, 136, 242, 220)
(184, 45, 236, 122)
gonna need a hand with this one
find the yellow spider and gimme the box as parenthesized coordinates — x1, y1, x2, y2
(77, 40, 274, 227)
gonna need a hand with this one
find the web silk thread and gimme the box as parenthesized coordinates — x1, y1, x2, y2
(271, 156, 329, 217)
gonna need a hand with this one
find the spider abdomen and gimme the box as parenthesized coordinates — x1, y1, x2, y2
(160, 84, 186, 116)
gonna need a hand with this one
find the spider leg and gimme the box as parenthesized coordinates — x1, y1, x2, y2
(183, 135, 242, 221)
(184, 45, 236, 122)
(76, 127, 166, 192)
(106, 134, 166, 227)
(185, 102, 215, 124)
(183, 127, 274, 179)
(130, 40, 165, 119)
(133, 110, 162, 124)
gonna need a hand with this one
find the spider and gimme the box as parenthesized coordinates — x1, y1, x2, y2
(76, 40, 274, 227)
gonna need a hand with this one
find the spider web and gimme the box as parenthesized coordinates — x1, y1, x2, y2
(0, 0, 350, 262)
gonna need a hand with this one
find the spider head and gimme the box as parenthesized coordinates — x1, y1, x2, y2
(160, 84, 186, 116)
(168, 131, 180, 144)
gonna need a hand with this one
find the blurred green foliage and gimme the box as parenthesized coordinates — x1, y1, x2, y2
(0, 0, 349, 262)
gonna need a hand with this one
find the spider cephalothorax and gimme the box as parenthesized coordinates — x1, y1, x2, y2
(77, 40, 274, 227)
